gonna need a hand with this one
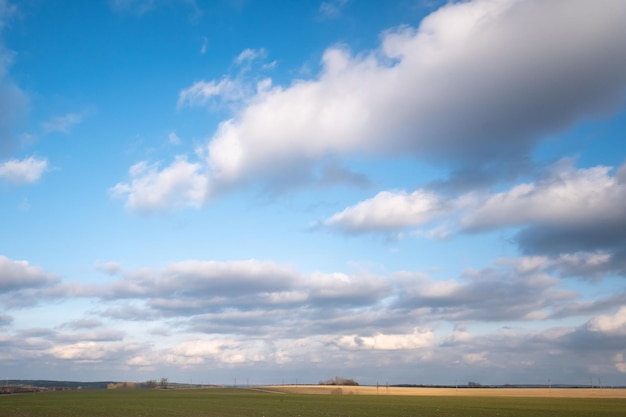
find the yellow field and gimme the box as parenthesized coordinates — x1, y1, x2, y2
(264, 385, 626, 398)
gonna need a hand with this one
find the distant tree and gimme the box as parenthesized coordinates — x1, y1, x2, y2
(145, 380, 157, 389)
(468, 381, 483, 388)
(160, 378, 168, 389)
(318, 376, 359, 386)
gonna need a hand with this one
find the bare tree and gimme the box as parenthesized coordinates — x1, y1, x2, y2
(159, 378, 168, 389)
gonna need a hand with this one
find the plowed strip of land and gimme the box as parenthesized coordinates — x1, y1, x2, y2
(265, 385, 626, 398)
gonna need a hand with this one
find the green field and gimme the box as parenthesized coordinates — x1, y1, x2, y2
(1, 388, 625, 417)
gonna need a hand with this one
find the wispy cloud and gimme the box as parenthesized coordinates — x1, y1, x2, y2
(177, 77, 248, 108)
(42, 112, 85, 134)
(109, 0, 201, 18)
(234, 47, 267, 65)
(168, 131, 181, 145)
(319, 0, 349, 19)
(177, 47, 273, 110)
(0, 2, 28, 155)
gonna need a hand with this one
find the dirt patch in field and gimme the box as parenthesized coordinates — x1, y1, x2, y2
(263, 385, 626, 398)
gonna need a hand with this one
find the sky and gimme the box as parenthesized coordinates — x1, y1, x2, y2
(1, 0, 626, 387)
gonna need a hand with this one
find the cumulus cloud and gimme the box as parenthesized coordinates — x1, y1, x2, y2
(0, 156, 48, 184)
(325, 189, 447, 233)
(337, 329, 434, 350)
(462, 161, 626, 233)
(115, 0, 626, 211)
(110, 157, 209, 214)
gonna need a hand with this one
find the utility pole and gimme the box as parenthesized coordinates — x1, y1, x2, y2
(548, 378, 551, 396)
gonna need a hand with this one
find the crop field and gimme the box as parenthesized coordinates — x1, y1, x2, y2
(1, 386, 626, 417)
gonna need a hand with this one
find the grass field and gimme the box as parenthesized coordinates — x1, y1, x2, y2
(270, 384, 626, 398)
(1, 386, 626, 417)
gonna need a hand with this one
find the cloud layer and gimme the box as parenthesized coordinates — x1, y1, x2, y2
(2, 252, 626, 383)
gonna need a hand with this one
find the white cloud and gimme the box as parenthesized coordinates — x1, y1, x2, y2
(325, 189, 446, 233)
(119, 0, 626, 211)
(110, 157, 209, 214)
(205, 0, 626, 182)
(166, 338, 268, 366)
(0, 156, 48, 184)
(587, 307, 626, 335)
(338, 329, 434, 350)
(305, 271, 391, 306)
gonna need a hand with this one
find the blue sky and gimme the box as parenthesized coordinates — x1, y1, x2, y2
(1, 0, 626, 386)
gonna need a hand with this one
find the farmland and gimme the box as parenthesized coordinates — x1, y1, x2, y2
(1, 386, 626, 417)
